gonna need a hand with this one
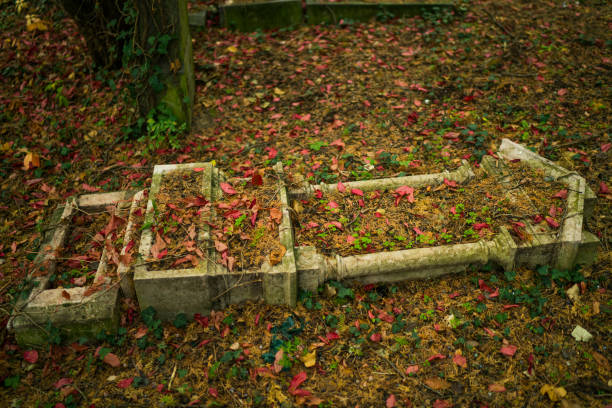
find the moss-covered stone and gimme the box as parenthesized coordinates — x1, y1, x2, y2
(220, 0, 303, 32)
(305, 1, 455, 25)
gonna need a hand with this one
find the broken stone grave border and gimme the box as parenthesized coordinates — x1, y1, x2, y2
(290, 139, 599, 293)
(8, 191, 143, 347)
(133, 162, 297, 322)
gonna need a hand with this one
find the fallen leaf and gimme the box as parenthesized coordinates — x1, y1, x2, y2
(151, 233, 167, 259)
(23, 151, 40, 170)
(337, 181, 346, 193)
(288, 371, 307, 395)
(54, 378, 73, 389)
(540, 384, 567, 401)
(103, 353, 120, 368)
(209, 387, 219, 398)
(226, 45, 238, 53)
(23, 350, 38, 364)
(386, 394, 397, 407)
(351, 188, 364, 196)
(433, 400, 452, 408)
(500, 344, 517, 357)
(269, 244, 286, 266)
(452, 354, 467, 368)
(300, 350, 316, 368)
(117, 378, 133, 388)
(489, 383, 506, 392)
(214, 240, 228, 253)
(251, 173, 263, 186)
(406, 365, 419, 375)
(61, 290, 71, 300)
(424, 377, 450, 390)
(220, 182, 237, 195)
(270, 207, 282, 224)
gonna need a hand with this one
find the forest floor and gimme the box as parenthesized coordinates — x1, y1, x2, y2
(0, 0, 611, 406)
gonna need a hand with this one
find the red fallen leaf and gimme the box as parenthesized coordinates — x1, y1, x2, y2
(103, 353, 121, 367)
(193, 167, 205, 172)
(443, 131, 460, 140)
(449, 292, 460, 299)
(478, 279, 494, 293)
(599, 182, 610, 195)
(443, 178, 458, 188)
(503, 304, 520, 310)
(500, 344, 517, 357)
(326, 221, 343, 230)
(186, 196, 209, 208)
(54, 378, 73, 389)
(326, 331, 340, 341)
(358, 199, 365, 207)
(453, 354, 467, 368)
(220, 182, 237, 195)
(82, 183, 100, 192)
(370, 333, 382, 342)
(194, 313, 209, 328)
(552, 189, 568, 199)
(473, 222, 490, 231)
(428, 353, 446, 362)
(557, 88, 568, 96)
(23, 350, 38, 364)
(251, 173, 263, 186)
(208, 387, 219, 398)
(545, 217, 560, 228)
(489, 383, 506, 392)
(314, 190, 323, 199)
(214, 240, 228, 253)
(337, 181, 346, 193)
(433, 399, 452, 408)
(330, 139, 345, 150)
(265, 147, 278, 159)
(61, 290, 71, 300)
(394, 185, 415, 206)
(292, 388, 312, 397)
(351, 188, 364, 197)
(406, 365, 419, 375)
(327, 201, 339, 210)
(601, 143, 611, 153)
(289, 371, 307, 395)
(117, 377, 133, 388)
(386, 394, 397, 407)
(197, 339, 211, 348)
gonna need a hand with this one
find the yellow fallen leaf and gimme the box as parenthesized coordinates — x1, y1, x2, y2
(274, 87, 285, 96)
(226, 45, 238, 53)
(23, 151, 40, 170)
(540, 384, 567, 401)
(300, 350, 316, 368)
(26, 14, 47, 31)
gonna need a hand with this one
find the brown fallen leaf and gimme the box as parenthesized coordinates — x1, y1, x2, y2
(103, 353, 121, 368)
(592, 351, 610, 370)
(424, 377, 450, 390)
(269, 207, 282, 224)
(489, 383, 506, 392)
(269, 244, 286, 266)
(61, 290, 71, 300)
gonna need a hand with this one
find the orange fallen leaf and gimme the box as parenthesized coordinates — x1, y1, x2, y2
(23, 151, 40, 170)
(424, 377, 450, 390)
(269, 245, 286, 266)
(103, 353, 120, 368)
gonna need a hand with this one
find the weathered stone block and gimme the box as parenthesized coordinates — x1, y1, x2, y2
(9, 191, 138, 347)
(220, 0, 303, 32)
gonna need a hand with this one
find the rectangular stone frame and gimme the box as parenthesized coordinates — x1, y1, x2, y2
(134, 162, 297, 321)
(9, 191, 138, 347)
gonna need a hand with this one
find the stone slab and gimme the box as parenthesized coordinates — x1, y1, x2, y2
(220, 0, 303, 32)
